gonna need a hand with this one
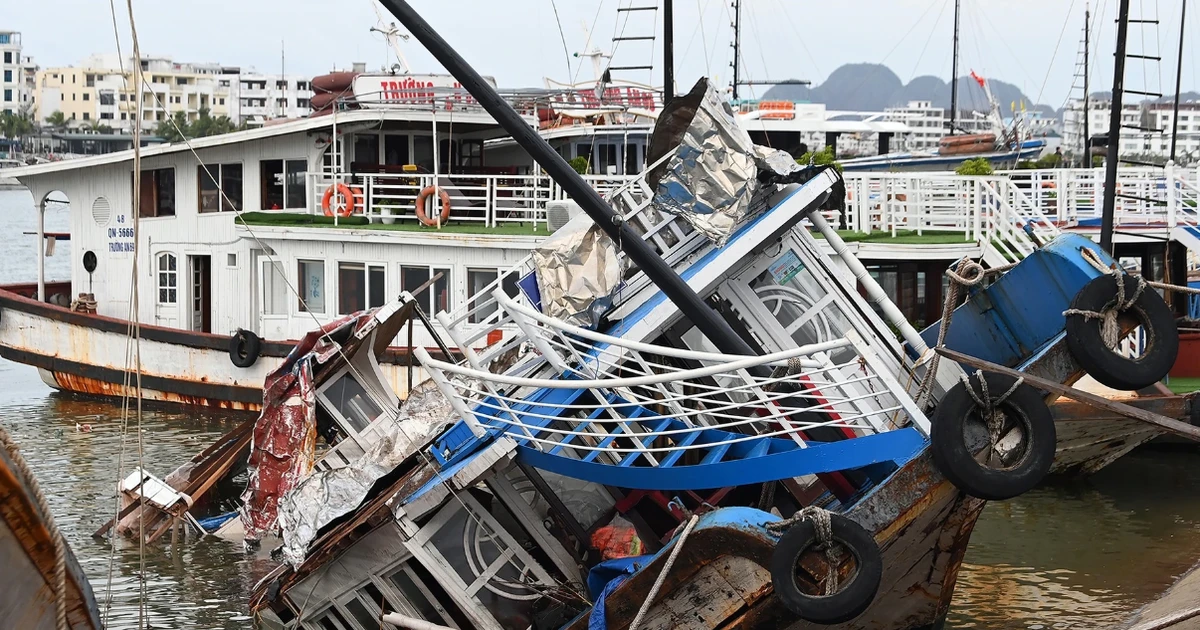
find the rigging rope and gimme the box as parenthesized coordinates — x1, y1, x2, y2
(627, 514, 699, 630)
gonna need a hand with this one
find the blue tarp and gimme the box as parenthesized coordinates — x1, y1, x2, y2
(586, 555, 651, 630)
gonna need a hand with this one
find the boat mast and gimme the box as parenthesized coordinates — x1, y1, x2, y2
(730, 0, 741, 100)
(1083, 1, 1091, 166)
(1101, 0, 1132, 254)
(949, 0, 960, 135)
(664, 0, 674, 103)
(1171, 0, 1187, 162)
(376, 0, 765, 358)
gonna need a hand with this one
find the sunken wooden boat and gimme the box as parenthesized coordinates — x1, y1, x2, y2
(0, 432, 103, 630)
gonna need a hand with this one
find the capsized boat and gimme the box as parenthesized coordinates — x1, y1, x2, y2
(239, 79, 1070, 630)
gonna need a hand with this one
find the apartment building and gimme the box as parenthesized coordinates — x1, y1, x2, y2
(34, 54, 314, 131)
(1, 30, 34, 115)
(1062, 97, 1200, 162)
(885, 101, 946, 151)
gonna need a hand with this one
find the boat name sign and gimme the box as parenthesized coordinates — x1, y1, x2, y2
(107, 213, 134, 254)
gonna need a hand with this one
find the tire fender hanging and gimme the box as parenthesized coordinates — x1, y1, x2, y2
(229, 328, 262, 368)
(768, 509, 882, 625)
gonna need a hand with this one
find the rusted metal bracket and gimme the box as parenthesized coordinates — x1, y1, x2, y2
(936, 347, 1200, 442)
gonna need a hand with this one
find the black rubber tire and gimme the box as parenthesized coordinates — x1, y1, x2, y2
(931, 372, 1056, 501)
(769, 514, 882, 625)
(1065, 274, 1179, 391)
(229, 329, 262, 368)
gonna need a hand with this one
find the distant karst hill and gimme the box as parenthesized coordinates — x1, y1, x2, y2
(760, 63, 1055, 116)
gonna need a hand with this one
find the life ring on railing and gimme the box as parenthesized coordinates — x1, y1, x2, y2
(322, 183, 356, 217)
(416, 185, 452, 226)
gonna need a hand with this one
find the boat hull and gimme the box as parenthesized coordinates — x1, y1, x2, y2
(571, 450, 984, 630)
(0, 286, 429, 412)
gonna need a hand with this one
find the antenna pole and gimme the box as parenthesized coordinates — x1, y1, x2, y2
(949, 0, 960, 135)
(1171, 0, 1187, 162)
(1101, 0, 1131, 254)
(664, 0, 674, 103)
(375, 0, 763, 358)
(1083, 2, 1091, 167)
(730, 0, 741, 100)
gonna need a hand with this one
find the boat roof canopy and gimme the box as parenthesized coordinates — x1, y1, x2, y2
(6, 108, 525, 180)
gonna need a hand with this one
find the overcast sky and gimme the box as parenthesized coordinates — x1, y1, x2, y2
(7, 0, 1197, 108)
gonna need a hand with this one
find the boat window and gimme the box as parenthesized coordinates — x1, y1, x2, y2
(324, 372, 384, 433)
(261, 158, 307, 210)
(338, 262, 386, 314)
(384, 134, 410, 166)
(261, 259, 288, 315)
(298, 259, 326, 314)
(156, 253, 178, 304)
(314, 606, 351, 630)
(352, 135, 379, 169)
(133, 167, 175, 218)
(594, 143, 618, 175)
(341, 597, 378, 630)
(386, 562, 471, 629)
(413, 136, 434, 172)
(466, 268, 499, 324)
(198, 163, 243, 213)
(401, 265, 451, 315)
(624, 142, 639, 175)
(750, 254, 856, 363)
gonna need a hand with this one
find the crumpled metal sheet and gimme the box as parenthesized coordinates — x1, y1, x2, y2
(754, 144, 806, 180)
(274, 376, 463, 567)
(650, 81, 759, 246)
(532, 220, 622, 329)
(239, 312, 369, 543)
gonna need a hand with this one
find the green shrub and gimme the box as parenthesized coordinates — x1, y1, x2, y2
(236, 212, 370, 226)
(568, 156, 590, 175)
(796, 146, 843, 173)
(955, 158, 994, 176)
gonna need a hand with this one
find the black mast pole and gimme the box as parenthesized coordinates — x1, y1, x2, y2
(1083, 3, 1091, 167)
(949, 0, 960, 135)
(1101, 0, 1132, 254)
(731, 0, 741, 100)
(663, 0, 674, 104)
(1171, 0, 1187, 162)
(375, 0, 761, 357)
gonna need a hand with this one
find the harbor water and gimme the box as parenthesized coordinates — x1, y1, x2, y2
(3, 188, 1200, 628)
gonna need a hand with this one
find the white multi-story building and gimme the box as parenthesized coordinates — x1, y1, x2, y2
(1, 30, 33, 115)
(885, 101, 946, 152)
(227, 72, 313, 127)
(1062, 97, 1200, 163)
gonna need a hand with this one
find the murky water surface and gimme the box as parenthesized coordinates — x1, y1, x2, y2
(2, 188, 1199, 628)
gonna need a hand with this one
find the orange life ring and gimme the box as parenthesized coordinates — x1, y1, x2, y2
(322, 183, 356, 217)
(416, 185, 452, 226)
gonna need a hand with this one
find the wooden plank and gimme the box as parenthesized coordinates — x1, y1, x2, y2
(936, 347, 1200, 442)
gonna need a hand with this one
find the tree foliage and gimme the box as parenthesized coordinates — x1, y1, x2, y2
(44, 110, 68, 129)
(153, 107, 241, 142)
(797, 146, 843, 172)
(955, 158, 994, 176)
(568, 156, 589, 175)
(0, 109, 36, 140)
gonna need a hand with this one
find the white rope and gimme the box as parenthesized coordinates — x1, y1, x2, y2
(1065, 248, 1147, 348)
(0, 424, 68, 630)
(627, 514, 700, 630)
(959, 370, 1025, 444)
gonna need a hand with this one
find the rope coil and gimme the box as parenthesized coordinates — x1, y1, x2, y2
(766, 506, 841, 596)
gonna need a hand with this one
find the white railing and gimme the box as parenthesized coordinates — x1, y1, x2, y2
(304, 172, 639, 230)
(417, 290, 929, 461)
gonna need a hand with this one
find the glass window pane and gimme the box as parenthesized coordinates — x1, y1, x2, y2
(339, 262, 367, 315)
(222, 164, 243, 212)
(369, 266, 386, 308)
(299, 260, 325, 313)
(353, 135, 380, 167)
(467, 269, 498, 324)
(343, 598, 377, 630)
(261, 159, 284, 209)
(325, 372, 383, 432)
(155, 168, 176, 216)
(402, 266, 431, 307)
(198, 166, 219, 213)
(433, 268, 451, 314)
(285, 159, 307, 209)
(384, 134, 410, 166)
(262, 260, 287, 315)
(413, 136, 434, 172)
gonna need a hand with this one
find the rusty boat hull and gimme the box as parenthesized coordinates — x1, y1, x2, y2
(570, 450, 983, 630)
(0, 284, 432, 412)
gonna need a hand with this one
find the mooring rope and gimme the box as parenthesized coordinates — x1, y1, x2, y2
(0, 424, 68, 629)
(765, 506, 841, 596)
(1063, 248, 1148, 349)
(959, 370, 1025, 444)
(627, 514, 700, 630)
